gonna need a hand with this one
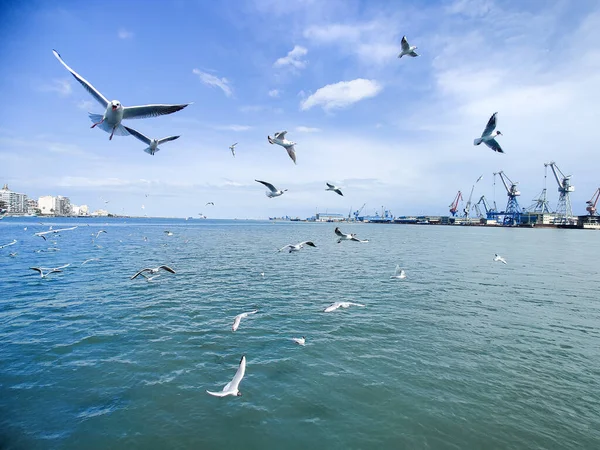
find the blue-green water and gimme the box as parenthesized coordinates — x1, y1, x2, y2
(1, 218, 599, 449)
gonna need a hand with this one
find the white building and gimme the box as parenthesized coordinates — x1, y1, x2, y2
(38, 196, 56, 215)
(0, 184, 28, 214)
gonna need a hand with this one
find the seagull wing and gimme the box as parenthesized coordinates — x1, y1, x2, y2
(30, 267, 43, 275)
(232, 315, 243, 331)
(334, 189, 343, 196)
(326, 182, 335, 189)
(157, 135, 180, 145)
(274, 131, 287, 139)
(481, 112, 498, 137)
(300, 241, 316, 247)
(324, 302, 341, 312)
(349, 302, 365, 307)
(52, 50, 109, 108)
(223, 355, 246, 392)
(255, 180, 277, 192)
(484, 138, 504, 153)
(131, 268, 152, 279)
(334, 227, 345, 237)
(123, 126, 152, 145)
(394, 265, 401, 276)
(401, 36, 410, 52)
(285, 145, 297, 164)
(206, 390, 231, 397)
(0, 240, 17, 249)
(278, 244, 293, 252)
(122, 103, 191, 120)
(158, 265, 176, 273)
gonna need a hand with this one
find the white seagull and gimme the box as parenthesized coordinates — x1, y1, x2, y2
(255, 180, 287, 198)
(131, 265, 175, 279)
(34, 226, 77, 240)
(123, 126, 180, 155)
(493, 254, 507, 265)
(334, 227, 369, 244)
(0, 239, 17, 249)
(326, 183, 343, 196)
(52, 49, 191, 140)
(82, 258, 100, 265)
(164, 231, 174, 236)
(474, 112, 503, 153)
(278, 241, 317, 253)
(94, 230, 107, 239)
(398, 36, 419, 58)
(30, 264, 70, 278)
(232, 310, 258, 332)
(292, 337, 306, 346)
(390, 265, 406, 279)
(324, 302, 365, 312)
(206, 355, 246, 397)
(267, 131, 297, 164)
(229, 142, 238, 157)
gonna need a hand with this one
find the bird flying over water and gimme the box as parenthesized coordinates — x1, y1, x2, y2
(390, 265, 406, 279)
(131, 265, 175, 279)
(232, 310, 258, 331)
(398, 36, 419, 58)
(30, 264, 70, 278)
(493, 254, 507, 264)
(474, 112, 503, 153)
(229, 143, 238, 157)
(206, 355, 246, 397)
(255, 180, 287, 198)
(324, 302, 365, 312)
(267, 131, 297, 164)
(0, 240, 17, 249)
(326, 183, 343, 196)
(278, 241, 316, 253)
(34, 226, 77, 240)
(123, 126, 180, 155)
(292, 337, 306, 346)
(334, 227, 368, 244)
(52, 49, 191, 140)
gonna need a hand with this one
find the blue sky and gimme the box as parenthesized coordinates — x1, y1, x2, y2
(0, 0, 599, 219)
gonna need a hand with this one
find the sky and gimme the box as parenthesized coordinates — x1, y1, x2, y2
(0, 0, 599, 219)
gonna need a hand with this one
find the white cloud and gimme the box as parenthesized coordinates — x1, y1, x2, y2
(192, 69, 233, 97)
(118, 28, 134, 39)
(76, 99, 95, 111)
(295, 126, 321, 133)
(212, 124, 253, 132)
(273, 45, 308, 69)
(42, 79, 72, 96)
(268, 89, 280, 98)
(300, 79, 382, 111)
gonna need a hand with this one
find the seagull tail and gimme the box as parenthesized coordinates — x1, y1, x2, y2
(143, 147, 157, 155)
(473, 138, 483, 146)
(88, 114, 130, 137)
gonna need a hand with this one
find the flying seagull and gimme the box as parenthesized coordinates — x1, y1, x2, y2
(206, 355, 246, 397)
(229, 143, 238, 157)
(474, 112, 503, 153)
(131, 265, 175, 279)
(52, 50, 191, 140)
(292, 337, 306, 346)
(34, 226, 77, 240)
(30, 264, 70, 278)
(82, 258, 100, 265)
(267, 131, 297, 164)
(123, 126, 180, 155)
(206, 202, 215, 206)
(334, 227, 369, 244)
(232, 310, 258, 332)
(324, 302, 365, 312)
(0, 239, 17, 249)
(326, 183, 343, 196)
(255, 180, 287, 198)
(94, 230, 107, 239)
(390, 265, 406, 279)
(164, 231, 174, 236)
(278, 241, 316, 253)
(398, 36, 418, 58)
(493, 254, 507, 265)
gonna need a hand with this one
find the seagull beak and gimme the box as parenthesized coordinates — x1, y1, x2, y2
(112, 105, 117, 111)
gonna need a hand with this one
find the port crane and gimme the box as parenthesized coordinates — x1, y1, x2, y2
(494, 171, 521, 226)
(473, 195, 495, 219)
(547, 161, 575, 224)
(586, 188, 600, 216)
(449, 191, 462, 216)
(463, 175, 483, 218)
(525, 163, 552, 213)
(353, 203, 366, 221)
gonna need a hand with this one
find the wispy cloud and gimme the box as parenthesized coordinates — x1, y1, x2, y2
(118, 28, 134, 39)
(273, 45, 308, 70)
(41, 78, 72, 96)
(76, 99, 96, 111)
(212, 124, 253, 132)
(300, 79, 382, 111)
(192, 69, 233, 97)
(295, 126, 321, 133)
(268, 89, 280, 98)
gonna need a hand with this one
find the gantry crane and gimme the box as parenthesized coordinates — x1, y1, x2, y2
(547, 161, 575, 224)
(526, 163, 552, 213)
(449, 191, 462, 216)
(353, 203, 366, 221)
(463, 175, 483, 218)
(473, 195, 495, 219)
(494, 171, 521, 226)
(586, 188, 600, 216)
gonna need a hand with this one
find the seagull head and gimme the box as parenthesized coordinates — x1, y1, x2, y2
(236, 391, 242, 397)
(111, 101, 121, 111)
(496, 130, 502, 136)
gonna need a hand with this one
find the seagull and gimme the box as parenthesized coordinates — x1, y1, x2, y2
(82, 258, 100, 265)
(474, 112, 503, 153)
(206, 355, 246, 397)
(255, 180, 287, 198)
(131, 265, 175, 279)
(260, 272, 265, 277)
(206, 202, 215, 206)
(278, 241, 316, 253)
(9, 252, 17, 257)
(324, 302, 365, 312)
(95, 230, 107, 239)
(0, 239, 17, 249)
(493, 254, 507, 264)
(122, 126, 180, 155)
(52, 50, 191, 140)
(292, 337, 306, 346)
(30, 264, 70, 278)
(34, 226, 77, 240)
(390, 265, 406, 279)
(267, 131, 297, 164)
(398, 36, 418, 58)
(164, 231, 174, 236)
(326, 183, 343, 196)
(232, 310, 258, 331)
(229, 143, 238, 157)
(334, 227, 369, 243)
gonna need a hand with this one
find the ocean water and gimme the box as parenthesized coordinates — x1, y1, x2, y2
(1, 218, 599, 449)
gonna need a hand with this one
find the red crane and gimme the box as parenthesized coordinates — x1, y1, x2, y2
(449, 191, 462, 216)
(586, 188, 600, 215)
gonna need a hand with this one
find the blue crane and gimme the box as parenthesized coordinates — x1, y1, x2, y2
(494, 171, 521, 226)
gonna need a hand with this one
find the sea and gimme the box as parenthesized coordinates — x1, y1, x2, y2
(1, 217, 599, 450)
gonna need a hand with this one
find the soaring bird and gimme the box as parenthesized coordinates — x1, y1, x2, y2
(206, 355, 246, 397)
(267, 131, 297, 164)
(292, 337, 306, 346)
(398, 36, 419, 58)
(493, 254, 508, 264)
(474, 112, 503, 153)
(0, 239, 17, 249)
(232, 310, 258, 332)
(30, 264, 70, 278)
(390, 265, 406, 279)
(94, 230, 107, 239)
(52, 50, 191, 140)
(131, 265, 175, 279)
(326, 183, 343, 196)
(229, 143, 238, 157)
(34, 226, 77, 240)
(323, 302, 365, 312)
(334, 227, 369, 243)
(278, 241, 317, 253)
(123, 126, 180, 155)
(206, 202, 215, 206)
(255, 180, 287, 198)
